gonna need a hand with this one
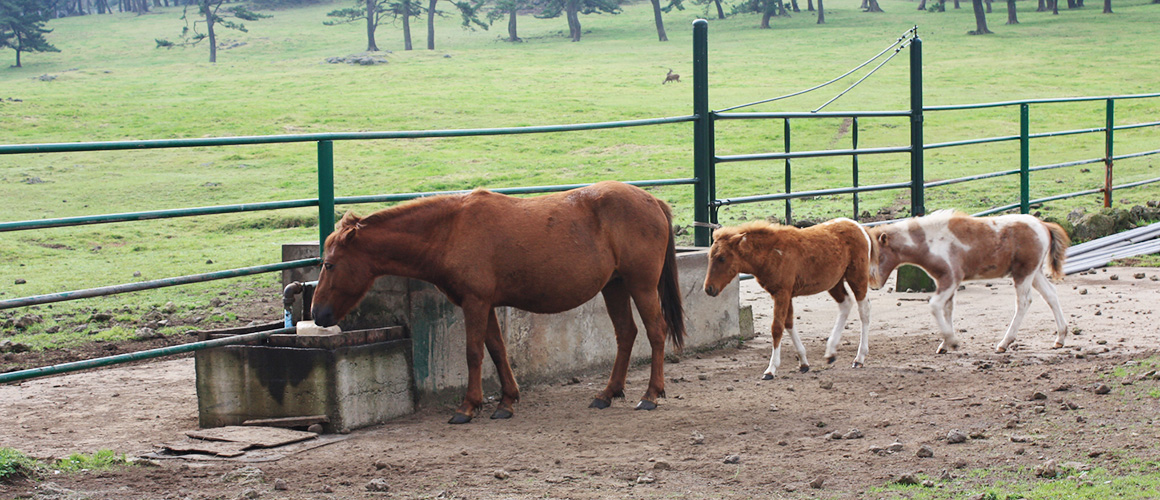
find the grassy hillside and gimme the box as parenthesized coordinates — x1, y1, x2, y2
(1, 0, 1158, 347)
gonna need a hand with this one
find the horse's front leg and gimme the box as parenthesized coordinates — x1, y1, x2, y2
(762, 292, 794, 380)
(996, 275, 1035, 353)
(483, 308, 520, 420)
(929, 281, 961, 354)
(823, 283, 854, 365)
(449, 300, 491, 424)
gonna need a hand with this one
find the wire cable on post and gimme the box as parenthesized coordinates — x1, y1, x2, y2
(716, 26, 917, 113)
(812, 38, 914, 113)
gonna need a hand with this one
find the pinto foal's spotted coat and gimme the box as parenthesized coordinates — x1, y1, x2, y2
(704, 218, 873, 378)
(868, 210, 1070, 354)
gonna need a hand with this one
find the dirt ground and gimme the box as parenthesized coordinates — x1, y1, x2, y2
(3, 267, 1160, 499)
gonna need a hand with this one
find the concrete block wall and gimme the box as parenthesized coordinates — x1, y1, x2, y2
(283, 243, 746, 405)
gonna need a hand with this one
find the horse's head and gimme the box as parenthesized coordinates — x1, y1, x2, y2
(867, 225, 898, 290)
(703, 227, 751, 297)
(311, 212, 377, 327)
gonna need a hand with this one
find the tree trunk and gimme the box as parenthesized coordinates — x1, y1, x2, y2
(365, 0, 379, 51)
(1102, 0, 1111, 12)
(1036, 0, 1045, 11)
(507, 9, 520, 41)
(865, 0, 883, 11)
(206, 8, 217, 62)
(650, 0, 668, 41)
(760, 3, 772, 27)
(1066, 0, 1076, 7)
(985, 0, 991, 12)
(714, 0, 725, 18)
(917, 0, 926, 9)
(969, 0, 992, 33)
(807, 0, 814, 10)
(402, 0, 413, 50)
(426, 0, 436, 50)
(817, 0, 824, 22)
(14, 39, 21, 68)
(1006, 0, 1018, 22)
(953, 0, 960, 8)
(789, 0, 800, 11)
(566, 0, 581, 41)
(1052, 0, 1058, 14)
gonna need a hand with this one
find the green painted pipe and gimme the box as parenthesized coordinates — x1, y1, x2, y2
(0, 258, 319, 310)
(0, 327, 294, 384)
(715, 145, 909, 164)
(924, 92, 1160, 111)
(713, 181, 911, 207)
(334, 178, 697, 206)
(0, 199, 318, 233)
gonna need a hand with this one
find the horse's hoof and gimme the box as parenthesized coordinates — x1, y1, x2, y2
(589, 398, 611, 409)
(799, 365, 810, 373)
(761, 373, 775, 380)
(852, 361, 864, 369)
(635, 399, 658, 411)
(447, 412, 473, 425)
(825, 356, 836, 365)
(995, 346, 1007, 354)
(1052, 342, 1064, 349)
(490, 407, 514, 420)
(937, 347, 948, 354)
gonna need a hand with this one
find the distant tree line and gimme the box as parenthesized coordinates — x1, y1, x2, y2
(4, 0, 1143, 68)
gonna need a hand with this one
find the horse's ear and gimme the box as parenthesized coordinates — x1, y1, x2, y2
(876, 231, 889, 247)
(338, 211, 361, 230)
(734, 233, 751, 253)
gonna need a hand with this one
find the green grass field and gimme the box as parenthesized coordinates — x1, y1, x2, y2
(1, 0, 1158, 346)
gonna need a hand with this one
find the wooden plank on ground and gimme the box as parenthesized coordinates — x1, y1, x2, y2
(185, 426, 318, 448)
(160, 438, 249, 458)
(242, 415, 329, 428)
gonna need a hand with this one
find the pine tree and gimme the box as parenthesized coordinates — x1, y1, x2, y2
(0, 0, 61, 68)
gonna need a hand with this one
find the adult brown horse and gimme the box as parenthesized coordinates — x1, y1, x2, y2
(703, 218, 872, 379)
(311, 181, 686, 424)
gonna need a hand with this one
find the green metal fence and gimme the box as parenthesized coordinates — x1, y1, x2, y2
(2, 20, 1159, 384)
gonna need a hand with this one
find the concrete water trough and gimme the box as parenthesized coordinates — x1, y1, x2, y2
(194, 243, 749, 432)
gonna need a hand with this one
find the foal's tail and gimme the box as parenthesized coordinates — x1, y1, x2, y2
(659, 204, 687, 352)
(1044, 221, 1071, 281)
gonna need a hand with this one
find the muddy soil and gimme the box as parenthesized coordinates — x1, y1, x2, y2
(2, 267, 1160, 499)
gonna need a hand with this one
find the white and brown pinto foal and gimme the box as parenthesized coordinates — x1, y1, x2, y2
(704, 219, 873, 379)
(868, 210, 1070, 354)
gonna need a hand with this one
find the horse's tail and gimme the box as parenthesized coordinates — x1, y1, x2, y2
(1044, 221, 1071, 281)
(659, 204, 686, 352)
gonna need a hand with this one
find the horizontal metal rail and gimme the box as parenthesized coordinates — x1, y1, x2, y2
(1, 199, 319, 233)
(0, 115, 698, 155)
(924, 157, 1107, 189)
(714, 111, 911, 120)
(0, 328, 293, 384)
(924, 92, 1160, 111)
(715, 145, 909, 164)
(335, 178, 698, 206)
(1113, 148, 1160, 161)
(713, 181, 911, 207)
(971, 176, 1160, 217)
(923, 134, 1019, 150)
(0, 258, 320, 310)
(1115, 120, 1160, 131)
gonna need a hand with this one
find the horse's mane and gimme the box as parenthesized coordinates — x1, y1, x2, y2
(328, 193, 468, 247)
(712, 220, 790, 243)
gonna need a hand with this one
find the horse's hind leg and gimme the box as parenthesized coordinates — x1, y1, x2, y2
(823, 282, 854, 365)
(1032, 272, 1068, 349)
(591, 279, 637, 409)
(483, 308, 520, 419)
(996, 275, 1035, 353)
(627, 284, 668, 410)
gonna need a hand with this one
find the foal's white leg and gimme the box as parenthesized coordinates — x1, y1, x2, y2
(787, 325, 810, 373)
(996, 276, 1035, 353)
(1032, 273, 1069, 349)
(852, 297, 871, 368)
(929, 286, 961, 354)
(764, 334, 782, 379)
(824, 294, 855, 364)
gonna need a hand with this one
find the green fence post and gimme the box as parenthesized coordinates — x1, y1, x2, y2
(318, 140, 335, 254)
(852, 116, 860, 219)
(1104, 98, 1114, 208)
(784, 118, 792, 225)
(909, 36, 925, 218)
(1020, 103, 1030, 214)
(693, 19, 712, 247)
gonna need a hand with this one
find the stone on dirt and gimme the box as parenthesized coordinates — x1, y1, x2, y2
(221, 466, 265, 485)
(1036, 459, 1058, 478)
(843, 428, 864, 440)
(636, 475, 656, 484)
(810, 476, 826, 489)
(723, 454, 741, 464)
(652, 460, 672, 471)
(273, 478, 287, 491)
(1093, 383, 1111, 394)
(916, 445, 934, 458)
(236, 488, 260, 499)
(946, 429, 968, 444)
(690, 431, 705, 445)
(365, 478, 390, 492)
(494, 469, 510, 480)
(894, 473, 919, 485)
